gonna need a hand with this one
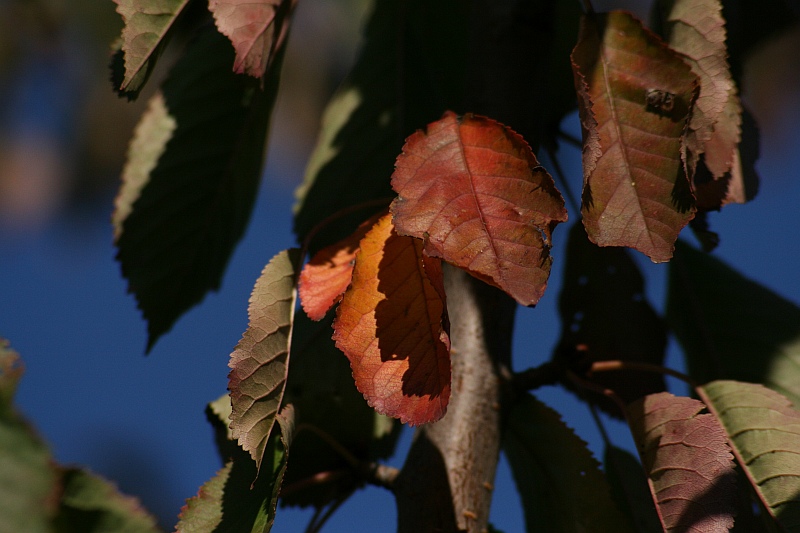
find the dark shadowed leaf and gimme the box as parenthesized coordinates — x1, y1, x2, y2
(177, 405, 294, 533)
(571, 11, 697, 262)
(701, 380, 800, 530)
(604, 445, 662, 532)
(208, 0, 294, 79)
(281, 310, 399, 508)
(229, 249, 299, 472)
(52, 469, 160, 533)
(554, 222, 666, 416)
(114, 27, 284, 350)
(112, 0, 192, 95)
(391, 112, 567, 306)
(502, 394, 632, 533)
(628, 392, 737, 532)
(333, 214, 451, 425)
(668, 240, 800, 407)
(293, 0, 470, 252)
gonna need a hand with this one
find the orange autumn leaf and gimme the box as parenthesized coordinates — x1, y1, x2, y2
(299, 212, 385, 321)
(332, 214, 450, 425)
(390, 112, 567, 307)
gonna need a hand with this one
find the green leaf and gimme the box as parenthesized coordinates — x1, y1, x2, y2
(281, 310, 399, 508)
(0, 342, 58, 533)
(554, 222, 666, 416)
(502, 394, 632, 533)
(229, 249, 299, 474)
(114, 26, 284, 350)
(667, 240, 800, 406)
(52, 469, 160, 533)
(293, 0, 470, 252)
(112, 0, 193, 95)
(701, 380, 800, 531)
(628, 392, 737, 532)
(176, 405, 294, 533)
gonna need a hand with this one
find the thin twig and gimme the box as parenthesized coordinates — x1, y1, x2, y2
(566, 369, 629, 416)
(588, 360, 698, 388)
(557, 129, 582, 148)
(294, 423, 362, 469)
(305, 494, 351, 533)
(512, 361, 561, 392)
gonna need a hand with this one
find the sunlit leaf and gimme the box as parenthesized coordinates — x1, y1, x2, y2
(177, 405, 294, 533)
(502, 394, 632, 533)
(701, 380, 800, 530)
(554, 223, 666, 416)
(209, 0, 294, 79)
(293, 0, 470, 252)
(571, 11, 697, 262)
(668, 240, 800, 407)
(390, 112, 567, 306)
(53, 468, 160, 533)
(628, 392, 737, 532)
(114, 27, 284, 350)
(299, 212, 385, 321)
(333, 214, 450, 425)
(229, 249, 299, 472)
(112, 0, 192, 95)
(282, 311, 399, 508)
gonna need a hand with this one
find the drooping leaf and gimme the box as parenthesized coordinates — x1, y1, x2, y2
(667, 240, 800, 407)
(571, 11, 698, 262)
(293, 0, 470, 252)
(604, 445, 663, 532)
(281, 310, 399, 508)
(332, 214, 450, 425)
(52, 468, 160, 533)
(628, 392, 737, 532)
(299, 211, 385, 321)
(700, 381, 800, 530)
(502, 394, 632, 533)
(229, 249, 299, 472)
(390, 112, 567, 306)
(177, 405, 294, 533)
(114, 27, 284, 350)
(554, 222, 666, 417)
(112, 0, 192, 95)
(0, 342, 58, 533)
(208, 0, 294, 79)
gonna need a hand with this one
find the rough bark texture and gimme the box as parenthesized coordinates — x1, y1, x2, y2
(395, 266, 515, 532)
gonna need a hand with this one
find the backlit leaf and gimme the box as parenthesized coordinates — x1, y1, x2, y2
(667, 240, 800, 407)
(114, 27, 284, 350)
(554, 223, 666, 417)
(628, 392, 737, 532)
(701, 380, 800, 530)
(571, 11, 697, 262)
(177, 405, 294, 533)
(299, 212, 385, 321)
(503, 394, 632, 533)
(229, 249, 299, 472)
(113, 0, 192, 95)
(332, 214, 450, 425)
(390, 112, 567, 306)
(209, 0, 295, 79)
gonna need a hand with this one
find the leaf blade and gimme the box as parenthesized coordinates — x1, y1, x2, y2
(332, 214, 451, 425)
(390, 112, 567, 306)
(571, 11, 697, 262)
(229, 249, 300, 472)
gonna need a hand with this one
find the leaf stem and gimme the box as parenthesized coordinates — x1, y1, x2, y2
(300, 198, 392, 259)
(545, 146, 580, 214)
(557, 129, 583, 148)
(588, 360, 697, 388)
(294, 423, 362, 470)
(566, 369, 629, 416)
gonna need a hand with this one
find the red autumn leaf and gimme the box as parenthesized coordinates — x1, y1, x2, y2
(208, 0, 294, 78)
(390, 112, 567, 306)
(332, 214, 450, 425)
(571, 12, 698, 263)
(628, 392, 737, 532)
(299, 212, 385, 321)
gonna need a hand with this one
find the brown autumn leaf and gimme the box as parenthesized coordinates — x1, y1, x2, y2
(628, 392, 737, 532)
(209, 0, 295, 79)
(390, 111, 567, 306)
(571, 11, 697, 263)
(332, 214, 451, 425)
(299, 212, 385, 321)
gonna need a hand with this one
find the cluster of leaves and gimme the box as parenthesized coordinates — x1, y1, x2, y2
(4, 0, 799, 531)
